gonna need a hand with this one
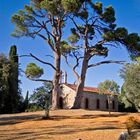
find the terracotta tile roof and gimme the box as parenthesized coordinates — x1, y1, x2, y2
(65, 84, 110, 94)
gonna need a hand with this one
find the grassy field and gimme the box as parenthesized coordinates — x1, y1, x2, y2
(0, 109, 139, 140)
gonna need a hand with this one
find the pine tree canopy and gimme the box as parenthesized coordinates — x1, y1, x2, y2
(66, 1, 140, 58)
(11, 1, 140, 57)
(26, 63, 44, 79)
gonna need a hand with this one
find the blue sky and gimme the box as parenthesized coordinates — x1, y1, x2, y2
(0, 0, 140, 97)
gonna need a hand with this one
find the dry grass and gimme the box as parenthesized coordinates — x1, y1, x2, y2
(0, 110, 139, 140)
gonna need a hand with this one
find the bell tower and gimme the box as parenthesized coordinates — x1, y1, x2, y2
(60, 70, 67, 84)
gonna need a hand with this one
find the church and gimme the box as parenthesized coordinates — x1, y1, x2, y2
(58, 83, 118, 112)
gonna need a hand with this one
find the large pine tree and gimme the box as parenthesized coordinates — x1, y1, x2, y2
(11, 0, 84, 109)
(64, 1, 140, 108)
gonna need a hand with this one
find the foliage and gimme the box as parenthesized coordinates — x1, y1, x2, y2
(119, 59, 140, 111)
(0, 54, 9, 113)
(26, 104, 43, 112)
(66, 1, 140, 58)
(64, 1, 140, 108)
(118, 103, 137, 113)
(25, 63, 43, 79)
(24, 91, 29, 110)
(98, 80, 120, 94)
(0, 49, 23, 114)
(11, 1, 140, 109)
(29, 82, 52, 118)
(11, 0, 84, 55)
(9, 45, 18, 63)
(8, 45, 23, 113)
(30, 82, 52, 109)
(98, 80, 119, 115)
(11, 0, 86, 109)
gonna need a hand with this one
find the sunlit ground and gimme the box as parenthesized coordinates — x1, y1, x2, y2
(0, 109, 139, 140)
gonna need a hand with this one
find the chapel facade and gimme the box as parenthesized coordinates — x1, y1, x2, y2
(58, 83, 118, 112)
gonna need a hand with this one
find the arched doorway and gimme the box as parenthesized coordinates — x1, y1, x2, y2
(59, 97, 63, 109)
(106, 100, 109, 109)
(112, 100, 115, 110)
(85, 98, 89, 109)
(96, 99, 100, 109)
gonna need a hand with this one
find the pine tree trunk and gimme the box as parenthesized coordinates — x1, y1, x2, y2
(73, 52, 89, 109)
(51, 51, 61, 110)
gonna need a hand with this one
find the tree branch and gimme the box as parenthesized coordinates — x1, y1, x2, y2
(57, 18, 62, 42)
(30, 53, 56, 71)
(27, 76, 53, 84)
(20, 69, 53, 84)
(34, 17, 43, 26)
(19, 54, 56, 71)
(63, 55, 80, 80)
(69, 16, 81, 33)
(31, 18, 55, 52)
(42, 21, 55, 39)
(45, 55, 54, 59)
(30, 18, 55, 51)
(37, 33, 47, 40)
(88, 60, 125, 68)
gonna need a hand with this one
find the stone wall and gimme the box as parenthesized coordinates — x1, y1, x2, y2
(59, 84, 118, 112)
(81, 92, 118, 111)
(59, 84, 76, 109)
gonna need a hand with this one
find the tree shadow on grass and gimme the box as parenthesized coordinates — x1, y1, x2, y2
(19, 125, 121, 137)
(0, 114, 41, 126)
(43, 113, 128, 121)
(35, 112, 129, 122)
(0, 111, 129, 127)
(0, 123, 124, 140)
(78, 113, 128, 119)
(43, 125, 123, 137)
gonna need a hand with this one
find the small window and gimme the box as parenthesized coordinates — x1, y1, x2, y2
(106, 100, 109, 109)
(112, 100, 115, 109)
(60, 85, 63, 89)
(85, 98, 89, 109)
(97, 99, 100, 109)
(59, 97, 63, 109)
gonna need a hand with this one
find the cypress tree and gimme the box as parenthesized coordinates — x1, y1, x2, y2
(9, 45, 18, 63)
(24, 91, 29, 110)
(8, 45, 20, 113)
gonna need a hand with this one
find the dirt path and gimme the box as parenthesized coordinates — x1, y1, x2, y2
(0, 110, 139, 140)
